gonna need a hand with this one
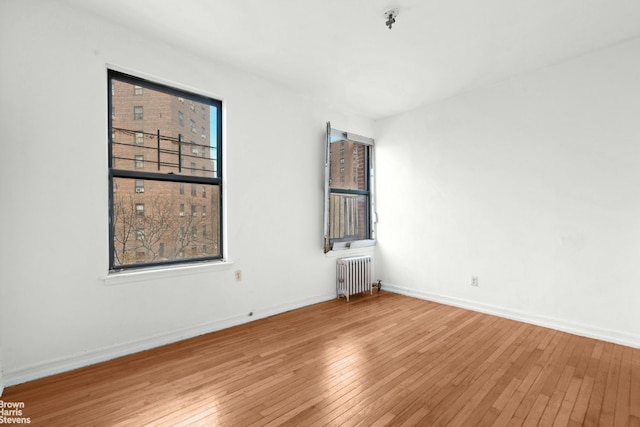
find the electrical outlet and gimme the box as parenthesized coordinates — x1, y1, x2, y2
(234, 270, 242, 282)
(471, 276, 479, 287)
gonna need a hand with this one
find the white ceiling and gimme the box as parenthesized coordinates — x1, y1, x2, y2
(62, 0, 640, 120)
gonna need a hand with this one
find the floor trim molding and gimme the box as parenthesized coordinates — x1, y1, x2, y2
(3, 293, 335, 388)
(382, 284, 639, 349)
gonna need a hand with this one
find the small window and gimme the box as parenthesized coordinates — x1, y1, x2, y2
(191, 225, 197, 238)
(190, 119, 196, 133)
(191, 205, 197, 217)
(136, 230, 145, 241)
(191, 143, 199, 155)
(323, 123, 375, 252)
(202, 186, 206, 198)
(179, 183, 184, 195)
(134, 155, 144, 169)
(133, 106, 143, 120)
(178, 111, 184, 125)
(135, 180, 144, 193)
(202, 206, 207, 216)
(179, 204, 185, 217)
(135, 204, 145, 216)
(134, 132, 144, 146)
(133, 85, 143, 95)
(190, 184, 196, 197)
(201, 127, 206, 139)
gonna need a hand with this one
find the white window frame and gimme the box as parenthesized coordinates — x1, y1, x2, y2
(323, 122, 376, 253)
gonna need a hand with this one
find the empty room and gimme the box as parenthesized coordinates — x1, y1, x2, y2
(1, 0, 639, 425)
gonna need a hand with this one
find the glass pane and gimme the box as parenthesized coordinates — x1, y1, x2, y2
(112, 177, 221, 267)
(329, 139, 367, 191)
(111, 79, 219, 178)
(329, 193, 370, 241)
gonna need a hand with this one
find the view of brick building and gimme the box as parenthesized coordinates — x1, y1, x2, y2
(328, 139, 369, 243)
(110, 77, 220, 268)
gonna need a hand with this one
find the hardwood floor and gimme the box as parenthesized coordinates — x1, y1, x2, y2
(3, 292, 639, 426)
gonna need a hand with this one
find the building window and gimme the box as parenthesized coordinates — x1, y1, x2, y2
(178, 111, 184, 125)
(323, 123, 375, 252)
(202, 186, 206, 198)
(133, 106, 143, 120)
(190, 119, 196, 133)
(134, 155, 144, 169)
(202, 206, 206, 216)
(201, 127, 206, 139)
(109, 70, 223, 270)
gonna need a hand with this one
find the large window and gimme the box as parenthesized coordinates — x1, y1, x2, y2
(323, 123, 375, 252)
(108, 70, 222, 270)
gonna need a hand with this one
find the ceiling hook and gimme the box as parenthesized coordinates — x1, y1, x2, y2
(384, 8, 399, 30)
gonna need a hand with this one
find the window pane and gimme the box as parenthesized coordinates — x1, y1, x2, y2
(110, 78, 219, 179)
(112, 177, 221, 267)
(329, 139, 367, 191)
(328, 193, 370, 241)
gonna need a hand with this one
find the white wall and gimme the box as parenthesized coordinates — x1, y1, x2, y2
(0, 0, 374, 385)
(376, 38, 640, 347)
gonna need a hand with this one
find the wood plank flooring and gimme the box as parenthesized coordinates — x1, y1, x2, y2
(2, 292, 639, 426)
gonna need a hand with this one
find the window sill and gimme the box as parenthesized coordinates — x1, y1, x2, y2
(325, 240, 376, 259)
(102, 260, 233, 286)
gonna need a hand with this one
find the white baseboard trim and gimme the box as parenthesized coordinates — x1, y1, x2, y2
(383, 284, 640, 349)
(3, 293, 335, 388)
